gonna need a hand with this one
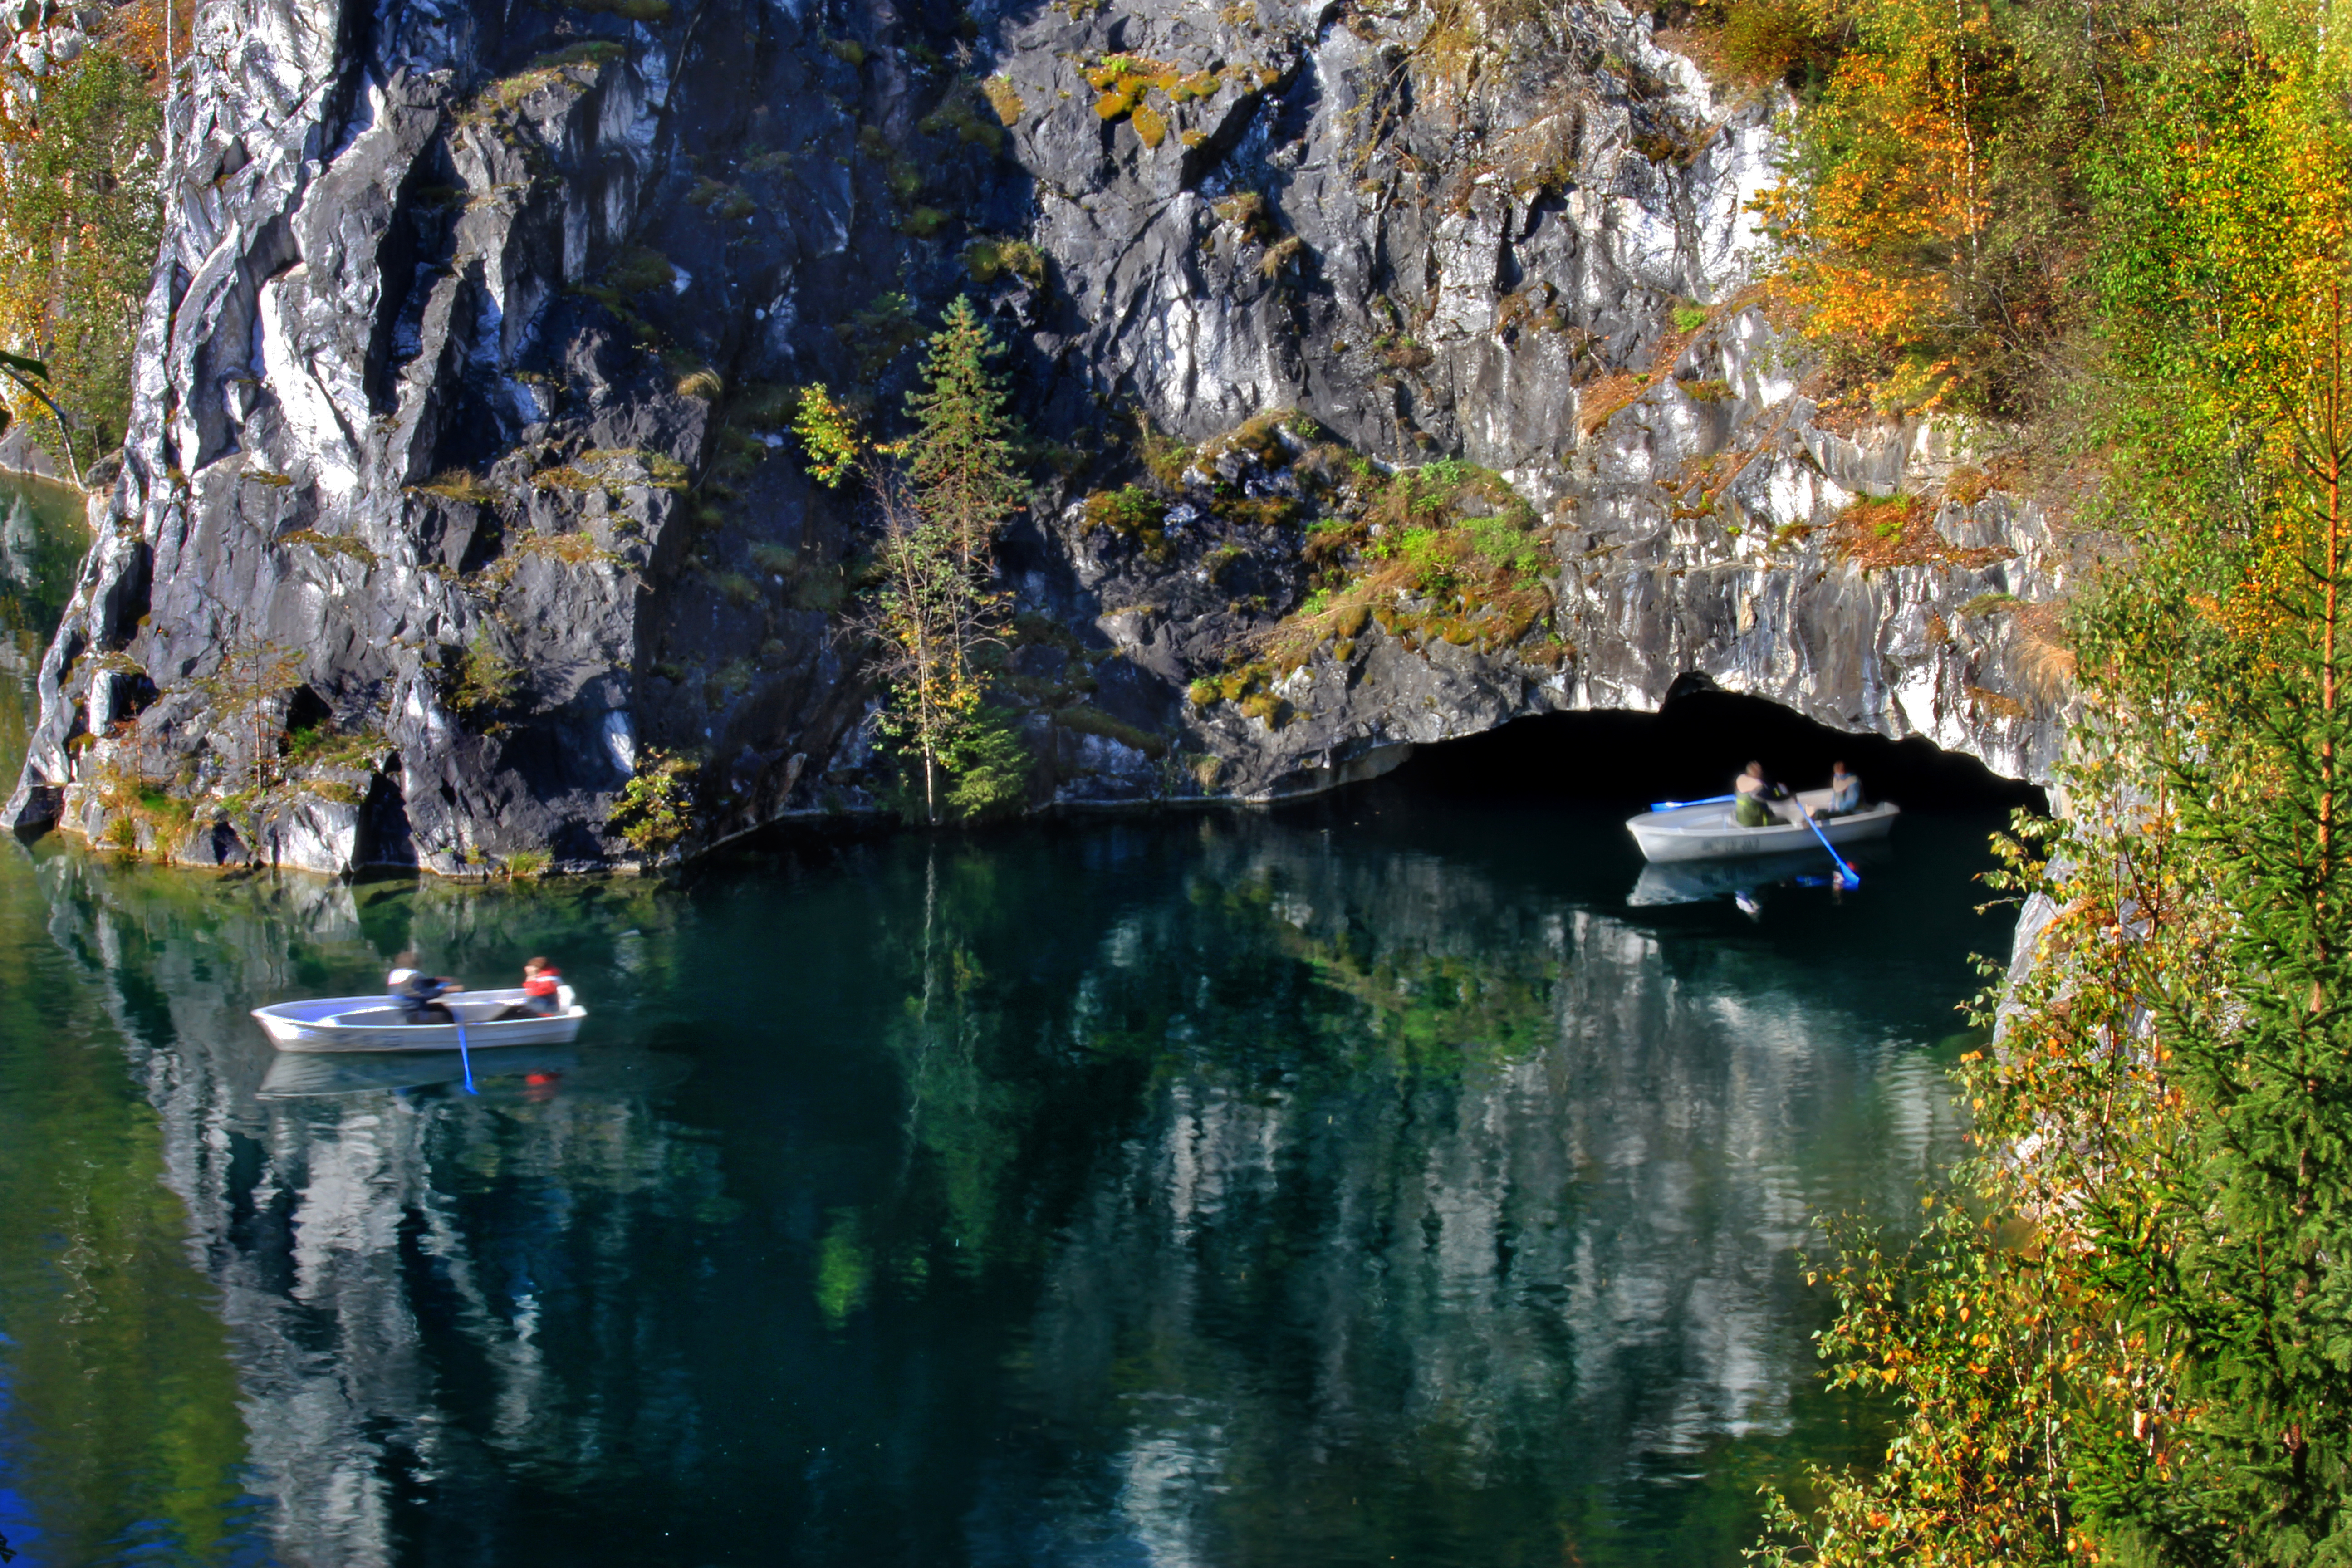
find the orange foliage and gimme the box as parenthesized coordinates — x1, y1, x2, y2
(1750, 0, 2016, 410)
(103, 0, 190, 82)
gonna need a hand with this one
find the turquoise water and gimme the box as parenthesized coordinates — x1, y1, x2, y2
(0, 475, 2003, 1567)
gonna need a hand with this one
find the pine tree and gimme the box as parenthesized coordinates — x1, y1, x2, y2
(2136, 279, 2352, 1564)
(904, 295, 1024, 569)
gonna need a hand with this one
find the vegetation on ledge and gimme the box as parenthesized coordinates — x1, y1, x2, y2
(1733, 0, 2352, 1558)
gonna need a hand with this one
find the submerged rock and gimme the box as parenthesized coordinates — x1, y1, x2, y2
(6, 0, 2067, 872)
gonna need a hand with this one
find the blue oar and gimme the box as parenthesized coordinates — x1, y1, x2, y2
(455, 1015, 477, 1094)
(1649, 793, 1736, 812)
(1802, 810, 1862, 889)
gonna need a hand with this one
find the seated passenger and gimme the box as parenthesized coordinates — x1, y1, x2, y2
(1816, 760, 1864, 819)
(387, 950, 462, 1025)
(1734, 762, 1774, 827)
(494, 957, 563, 1021)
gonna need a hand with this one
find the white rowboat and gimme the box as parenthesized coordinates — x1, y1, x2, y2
(1626, 789, 1899, 864)
(251, 986, 585, 1052)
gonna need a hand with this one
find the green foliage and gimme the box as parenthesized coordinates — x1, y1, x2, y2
(1761, 15, 2352, 1564)
(1137, 419, 1196, 486)
(609, 749, 698, 856)
(0, 45, 162, 469)
(814, 1210, 873, 1326)
(941, 704, 1034, 820)
(0, 351, 46, 442)
(793, 383, 862, 486)
(864, 485, 1031, 826)
(1083, 484, 1169, 559)
(905, 295, 1025, 565)
(964, 236, 1047, 288)
(1460, 514, 1548, 578)
(501, 848, 553, 879)
(916, 78, 1009, 153)
(284, 723, 333, 765)
(1718, 0, 1834, 83)
(603, 245, 676, 296)
(844, 289, 923, 381)
(459, 41, 624, 122)
(448, 628, 524, 723)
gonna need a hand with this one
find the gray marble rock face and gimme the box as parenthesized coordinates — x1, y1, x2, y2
(5, 0, 2069, 873)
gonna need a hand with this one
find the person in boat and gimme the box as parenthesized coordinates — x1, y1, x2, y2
(1733, 762, 1802, 828)
(387, 950, 462, 1025)
(493, 957, 563, 1021)
(1813, 760, 1864, 819)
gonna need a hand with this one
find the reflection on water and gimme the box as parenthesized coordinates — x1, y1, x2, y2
(0, 470, 2003, 1568)
(0, 795, 2000, 1568)
(0, 473, 83, 779)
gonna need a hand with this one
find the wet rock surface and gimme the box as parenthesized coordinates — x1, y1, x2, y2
(6, 0, 2070, 872)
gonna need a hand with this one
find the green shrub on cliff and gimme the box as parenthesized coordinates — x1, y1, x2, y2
(448, 628, 524, 724)
(609, 750, 698, 857)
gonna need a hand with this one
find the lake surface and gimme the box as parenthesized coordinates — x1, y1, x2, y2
(0, 474, 2002, 1567)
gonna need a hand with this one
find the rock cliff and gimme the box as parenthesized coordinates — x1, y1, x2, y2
(4, 0, 2071, 873)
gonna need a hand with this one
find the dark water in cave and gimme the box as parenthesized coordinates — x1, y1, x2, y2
(0, 473, 2009, 1567)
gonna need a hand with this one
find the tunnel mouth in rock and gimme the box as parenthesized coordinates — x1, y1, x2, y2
(1377, 686, 2048, 815)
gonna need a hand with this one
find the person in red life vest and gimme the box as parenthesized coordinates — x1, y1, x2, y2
(493, 956, 563, 1020)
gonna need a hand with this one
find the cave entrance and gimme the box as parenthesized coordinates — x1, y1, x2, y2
(283, 684, 334, 739)
(1380, 683, 2046, 814)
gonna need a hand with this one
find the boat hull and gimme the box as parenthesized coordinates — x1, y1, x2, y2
(1626, 791, 1899, 864)
(252, 986, 586, 1052)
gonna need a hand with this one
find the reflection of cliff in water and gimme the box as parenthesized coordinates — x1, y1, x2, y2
(29, 853, 718, 1568)
(880, 821, 1972, 1563)
(1, 477, 87, 779)
(21, 803, 1982, 1566)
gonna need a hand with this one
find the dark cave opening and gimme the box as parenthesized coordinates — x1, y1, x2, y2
(283, 684, 334, 739)
(1382, 681, 2048, 815)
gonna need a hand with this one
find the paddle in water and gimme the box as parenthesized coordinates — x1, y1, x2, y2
(1802, 811, 1862, 889)
(455, 1017, 477, 1094)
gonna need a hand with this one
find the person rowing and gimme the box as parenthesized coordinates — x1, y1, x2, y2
(387, 950, 463, 1025)
(1732, 762, 1804, 828)
(493, 957, 564, 1021)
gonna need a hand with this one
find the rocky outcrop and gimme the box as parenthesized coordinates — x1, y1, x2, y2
(5, 0, 2070, 873)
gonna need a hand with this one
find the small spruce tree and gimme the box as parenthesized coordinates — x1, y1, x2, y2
(904, 295, 1025, 569)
